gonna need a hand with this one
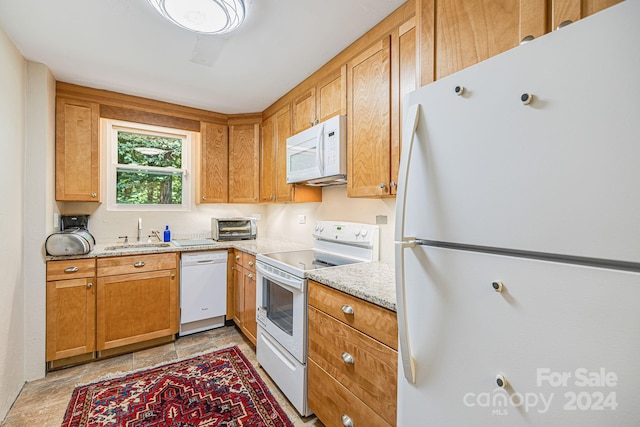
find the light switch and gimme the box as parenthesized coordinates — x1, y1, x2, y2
(298, 215, 306, 224)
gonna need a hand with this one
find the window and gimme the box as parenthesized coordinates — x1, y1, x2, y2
(103, 119, 193, 211)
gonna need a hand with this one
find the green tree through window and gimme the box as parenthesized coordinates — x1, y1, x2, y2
(116, 131, 184, 205)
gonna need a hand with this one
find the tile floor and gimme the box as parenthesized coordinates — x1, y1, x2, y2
(1, 325, 324, 427)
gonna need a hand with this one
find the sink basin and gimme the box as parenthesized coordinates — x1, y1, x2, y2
(104, 243, 171, 251)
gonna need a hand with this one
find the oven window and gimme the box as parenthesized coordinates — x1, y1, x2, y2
(265, 279, 294, 336)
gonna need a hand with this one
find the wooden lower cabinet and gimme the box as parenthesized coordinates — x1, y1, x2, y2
(46, 258, 96, 362)
(96, 253, 179, 352)
(232, 249, 257, 345)
(308, 280, 398, 426)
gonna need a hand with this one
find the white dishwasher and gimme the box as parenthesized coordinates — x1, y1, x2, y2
(180, 251, 228, 336)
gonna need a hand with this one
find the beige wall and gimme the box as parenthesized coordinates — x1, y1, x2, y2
(0, 27, 26, 421)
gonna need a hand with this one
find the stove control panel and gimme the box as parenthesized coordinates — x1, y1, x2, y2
(313, 221, 379, 248)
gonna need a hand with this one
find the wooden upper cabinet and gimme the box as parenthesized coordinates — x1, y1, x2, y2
(260, 115, 276, 202)
(316, 65, 347, 123)
(55, 97, 100, 201)
(229, 121, 261, 203)
(198, 122, 228, 203)
(551, 0, 622, 30)
(292, 66, 346, 135)
(391, 17, 418, 196)
(347, 37, 392, 198)
(433, 0, 545, 80)
(274, 106, 294, 201)
(292, 88, 316, 134)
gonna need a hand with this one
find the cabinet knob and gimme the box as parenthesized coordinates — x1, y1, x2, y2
(341, 414, 354, 427)
(390, 181, 396, 188)
(341, 352, 355, 365)
(379, 183, 387, 189)
(248, 261, 254, 267)
(235, 255, 241, 260)
(557, 20, 573, 30)
(91, 193, 97, 198)
(492, 281, 504, 292)
(87, 282, 93, 288)
(341, 304, 354, 315)
(64, 266, 79, 273)
(202, 196, 207, 201)
(247, 273, 254, 279)
(171, 274, 175, 279)
(520, 35, 535, 45)
(133, 261, 145, 268)
(454, 85, 465, 96)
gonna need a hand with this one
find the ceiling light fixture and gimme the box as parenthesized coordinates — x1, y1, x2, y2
(147, 0, 245, 35)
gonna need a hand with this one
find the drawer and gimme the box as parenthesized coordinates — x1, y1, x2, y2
(308, 306, 397, 426)
(243, 253, 256, 272)
(47, 258, 96, 281)
(97, 253, 177, 277)
(308, 280, 398, 350)
(308, 359, 391, 427)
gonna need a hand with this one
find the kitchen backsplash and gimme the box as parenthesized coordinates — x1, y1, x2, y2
(58, 185, 396, 262)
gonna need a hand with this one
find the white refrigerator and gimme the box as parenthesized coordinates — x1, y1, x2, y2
(395, 1, 640, 426)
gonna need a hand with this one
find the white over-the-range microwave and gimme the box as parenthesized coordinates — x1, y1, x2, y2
(286, 114, 346, 186)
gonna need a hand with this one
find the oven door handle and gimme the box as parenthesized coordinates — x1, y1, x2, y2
(256, 262, 304, 292)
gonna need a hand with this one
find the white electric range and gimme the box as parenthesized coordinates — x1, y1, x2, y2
(255, 221, 380, 417)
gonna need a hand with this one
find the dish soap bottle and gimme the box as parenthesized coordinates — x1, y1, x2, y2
(163, 225, 171, 242)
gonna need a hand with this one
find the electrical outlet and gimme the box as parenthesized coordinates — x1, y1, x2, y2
(376, 215, 388, 224)
(53, 213, 59, 229)
(298, 215, 306, 224)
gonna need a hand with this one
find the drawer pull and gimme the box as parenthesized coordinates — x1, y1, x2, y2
(341, 304, 354, 315)
(341, 352, 355, 365)
(235, 255, 241, 260)
(133, 261, 145, 268)
(341, 414, 354, 427)
(247, 273, 254, 279)
(248, 261, 254, 267)
(64, 266, 79, 273)
(87, 282, 93, 289)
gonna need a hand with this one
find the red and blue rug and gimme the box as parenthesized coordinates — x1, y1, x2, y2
(61, 346, 293, 426)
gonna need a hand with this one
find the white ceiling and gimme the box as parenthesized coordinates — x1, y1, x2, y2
(0, 0, 406, 114)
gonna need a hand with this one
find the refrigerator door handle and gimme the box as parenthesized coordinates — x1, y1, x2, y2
(394, 103, 421, 384)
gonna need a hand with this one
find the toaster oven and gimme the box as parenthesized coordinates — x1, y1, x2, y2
(211, 217, 257, 241)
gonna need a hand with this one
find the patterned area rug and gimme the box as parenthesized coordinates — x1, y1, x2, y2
(61, 346, 293, 427)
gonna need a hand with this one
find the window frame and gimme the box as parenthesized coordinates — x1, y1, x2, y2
(102, 118, 194, 212)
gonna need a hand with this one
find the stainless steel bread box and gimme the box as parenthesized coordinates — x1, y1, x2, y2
(45, 229, 95, 256)
(211, 217, 257, 241)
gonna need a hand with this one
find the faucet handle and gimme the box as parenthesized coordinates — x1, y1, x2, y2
(118, 235, 129, 244)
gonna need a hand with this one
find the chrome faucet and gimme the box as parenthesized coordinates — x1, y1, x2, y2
(137, 217, 142, 244)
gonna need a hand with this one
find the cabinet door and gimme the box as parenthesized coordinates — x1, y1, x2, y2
(292, 88, 316, 135)
(551, 0, 621, 30)
(233, 264, 244, 329)
(316, 66, 346, 123)
(55, 97, 100, 201)
(198, 122, 228, 203)
(260, 115, 276, 202)
(274, 106, 293, 202)
(96, 269, 178, 350)
(347, 37, 392, 197)
(391, 18, 418, 196)
(46, 278, 96, 361)
(434, 0, 546, 79)
(229, 123, 260, 203)
(243, 269, 257, 345)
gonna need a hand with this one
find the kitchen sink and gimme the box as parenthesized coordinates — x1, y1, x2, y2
(104, 243, 172, 251)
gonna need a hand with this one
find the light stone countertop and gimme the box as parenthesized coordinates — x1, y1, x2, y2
(306, 261, 396, 312)
(46, 238, 396, 311)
